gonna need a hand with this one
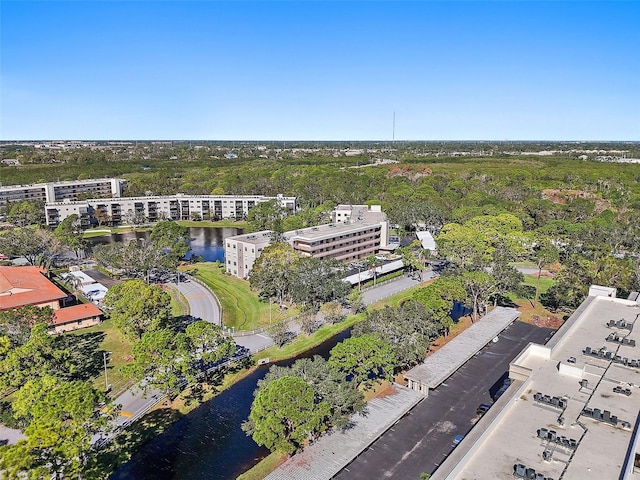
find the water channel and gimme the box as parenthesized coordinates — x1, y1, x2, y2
(87, 226, 243, 263)
(112, 329, 352, 480)
(92, 227, 352, 478)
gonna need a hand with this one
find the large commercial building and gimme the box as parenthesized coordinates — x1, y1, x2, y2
(225, 205, 389, 278)
(44, 193, 297, 227)
(433, 286, 640, 480)
(0, 178, 125, 209)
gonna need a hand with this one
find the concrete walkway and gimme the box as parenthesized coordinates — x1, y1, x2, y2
(264, 384, 424, 480)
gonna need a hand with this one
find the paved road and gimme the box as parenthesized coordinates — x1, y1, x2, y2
(172, 278, 221, 325)
(234, 272, 426, 354)
(106, 271, 427, 442)
(334, 321, 555, 480)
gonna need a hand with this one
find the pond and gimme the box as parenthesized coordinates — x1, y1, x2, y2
(87, 226, 243, 263)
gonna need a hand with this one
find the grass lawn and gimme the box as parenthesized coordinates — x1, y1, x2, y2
(254, 312, 366, 362)
(522, 273, 556, 295)
(185, 262, 291, 331)
(236, 452, 287, 480)
(65, 318, 134, 393)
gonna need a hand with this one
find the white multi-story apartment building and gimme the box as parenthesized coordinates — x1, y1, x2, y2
(0, 178, 125, 209)
(44, 193, 297, 227)
(225, 205, 389, 278)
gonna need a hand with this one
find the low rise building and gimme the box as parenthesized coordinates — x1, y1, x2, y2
(0, 266, 103, 333)
(224, 231, 273, 279)
(433, 285, 640, 480)
(225, 205, 389, 278)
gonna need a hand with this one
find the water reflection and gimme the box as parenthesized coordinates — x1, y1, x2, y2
(87, 227, 243, 263)
(113, 329, 351, 480)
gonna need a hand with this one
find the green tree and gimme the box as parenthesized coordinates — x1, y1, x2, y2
(249, 242, 300, 304)
(259, 356, 365, 431)
(329, 334, 395, 387)
(437, 223, 493, 269)
(53, 214, 87, 257)
(243, 376, 330, 454)
(123, 328, 191, 398)
(150, 220, 190, 260)
(354, 301, 438, 367)
(289, 257, 350, 311)
(0, 324, 72, 396)
(346, 289, 365, 314)
(0, 375, 112, 479)
(247, 199, 287, 231)
(320, 301, 346, 324)
(0, 305, 54, 348)
(412, 276, 466, 335)
(103, 279, 171, 340)
(185, 320, 236, 366)
(461, 271, 498, 322)
(532, 237, 559, 304)
(0, 228, 62, 266)
(7, 201, 43, 227)
(267, 321, 294, 348)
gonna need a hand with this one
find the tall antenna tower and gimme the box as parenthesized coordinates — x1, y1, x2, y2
(392, 112, 396, 145)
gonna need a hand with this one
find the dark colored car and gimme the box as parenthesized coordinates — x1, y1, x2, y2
(476, 403, 491, 415)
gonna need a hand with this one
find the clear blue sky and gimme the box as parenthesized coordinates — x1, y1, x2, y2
(1, 1, 638, 140)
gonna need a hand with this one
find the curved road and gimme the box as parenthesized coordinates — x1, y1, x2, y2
(107, 272, 425, 441)
(172, 278, 221, 325)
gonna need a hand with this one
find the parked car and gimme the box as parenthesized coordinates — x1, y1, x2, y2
(476, 403, 491, 415)
(453, 434, 465, 445)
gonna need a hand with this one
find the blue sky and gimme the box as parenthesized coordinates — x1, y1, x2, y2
(1, 1, 638, 140)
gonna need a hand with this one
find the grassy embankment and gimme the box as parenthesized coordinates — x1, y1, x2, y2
(183, 262, 298, 331)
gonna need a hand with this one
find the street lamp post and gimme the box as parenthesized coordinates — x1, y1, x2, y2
(103, 351, 112, 392)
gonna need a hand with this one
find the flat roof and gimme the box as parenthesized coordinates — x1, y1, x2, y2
(404, 306, 520, 389)
(285, 221, 381, 243)
(439, 294, 640, 480)
(227, 231, 273, 245)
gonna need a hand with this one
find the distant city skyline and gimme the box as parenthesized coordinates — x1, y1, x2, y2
(1, 1, 638, 141)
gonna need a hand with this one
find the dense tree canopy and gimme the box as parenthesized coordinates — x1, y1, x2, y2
(150, 220, 190, 260)
(0, 375, 112, 479)
(329, 334, 395, 387)
(243, 375, 331, 454)
(103, 279, 171, 340)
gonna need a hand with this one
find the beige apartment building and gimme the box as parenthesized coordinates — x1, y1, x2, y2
(0, 178, 125, 209)
(225, 205, 389, 278)
(45, 193, 297, 227)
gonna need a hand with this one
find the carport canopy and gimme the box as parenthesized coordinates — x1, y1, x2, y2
(404, 306, 520, 394)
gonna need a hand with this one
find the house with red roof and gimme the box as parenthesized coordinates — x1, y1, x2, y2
(0, 266, 102, 333)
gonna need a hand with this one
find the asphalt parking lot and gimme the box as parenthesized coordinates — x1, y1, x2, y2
(334, 321, 554, 480)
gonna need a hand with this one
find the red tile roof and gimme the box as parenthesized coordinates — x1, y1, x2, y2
(52, 303, 103, 325)
(0, 266, 67, 310)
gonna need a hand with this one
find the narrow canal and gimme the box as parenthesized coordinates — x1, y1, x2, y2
(112, 329, 352, 479)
